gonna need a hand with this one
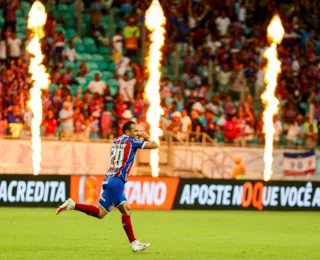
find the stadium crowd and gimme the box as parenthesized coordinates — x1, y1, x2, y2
(0, 0, 319, 147)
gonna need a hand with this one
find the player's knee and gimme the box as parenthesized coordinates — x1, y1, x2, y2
(122, 208, 131, 216)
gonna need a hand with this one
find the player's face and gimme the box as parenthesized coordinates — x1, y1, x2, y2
(128, 124, 139, 139)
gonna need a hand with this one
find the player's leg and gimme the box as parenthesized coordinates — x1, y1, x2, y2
(56, 198, 108, 219)
(117, 199, 150, 252)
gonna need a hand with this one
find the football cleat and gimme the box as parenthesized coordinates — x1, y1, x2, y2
(56, 198, 75, 215)
(131, 240, 150, 252)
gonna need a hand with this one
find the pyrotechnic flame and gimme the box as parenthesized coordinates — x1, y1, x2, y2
(261, 15, 284, 181)
(27, 1, 50, 175)
(145, 0, 166, 177)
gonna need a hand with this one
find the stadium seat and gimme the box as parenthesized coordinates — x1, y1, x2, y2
(73, 37, 83, 45)
(71, 84, 79, 97)
(20, 1, 31, 15)
(107, 63, 117, 72)
(85, 75, 95, 83)
(16, 18, 27, 27)
(86, 62, 98, 71)
(98, 61, 109, 71)
(64, 61, 76, 69)
(15, 10, 24, 18)
(83, 37, 95, 45)
(280, 135, 287, 146)
(50, 84, 58, 95)
(89, 70, 102, 77)
(76, 77, 86, 86)
(85, 45, 98, 54)
(55, 24, 65, 34)
(92, 54, 104, 61)
(75, 60, 83, 68)
(110, 86, 118, 96)
(17, 33, 26, 40)
(82, 14, 90, 23)
(102, 71, 113, 78)
(98, 46, 111, 55)
(75, 53, 84, 61)
(214, 132, 225, 143)
(81, 53, 93, 61)
(108, 79, 119, 89)
(57, 4, 68, 12)
(107, 103, 114, 112)
(75, 45, 86, 53)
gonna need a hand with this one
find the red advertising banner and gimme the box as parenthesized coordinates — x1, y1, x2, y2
(70, 175, 180, 210)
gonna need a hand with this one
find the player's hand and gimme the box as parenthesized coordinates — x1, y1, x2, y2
(140, 132, 150, 141)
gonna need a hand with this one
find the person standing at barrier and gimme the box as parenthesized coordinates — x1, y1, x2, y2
(232, 157, 246, 180)
(56, 121, 158, 252)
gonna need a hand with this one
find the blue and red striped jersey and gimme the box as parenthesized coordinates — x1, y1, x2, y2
(105, 135, 146, 182)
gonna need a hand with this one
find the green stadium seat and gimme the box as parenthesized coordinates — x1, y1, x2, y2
(80, 25, 89, 37)
(16, 18, 27, 27)
(108, 79, 119, 89)
(75, 44, 85, 53)
(83, 37, 95, 45)
(86, 62, 98, 70)
(250, 135, 259, 145)
(82, 53, 93, 61)
(73, 37, 83, 45)
(89, 70, 102, 76)
(71, 84, 79, 97)
(72, 68, 78, 77)
(92, 54, 104, 61)
(64, 18, 76, 29)
(21, 1, 31, 14)
(76, 77, 86, 86)
(17, 33, 26, 40)
(85, 45, 98, 54)
(102, 71, 113, 78)
(55, 24, 65, 34)
(64, 61, 76, 69)
(82, 14, 90, 23)
(50, 84, 58, 95)
(98, 61, 108, 71)
(67, 4, 75, 13)
(107, 63, 117, 72)
(57, 4, 68, 12)
(101, 15, 110, 24)
(214, 132, 225, 143)
(15, 10, 24, 18)
(107, 103, 114, 112)
(110, 86, 118, 96)
(97, 46, 110, 55)
(300, 102, 309, 114)
(75, 60, 83, 68)
(280, 134, 287, 146)
(17, 27, 27, 34)
(75, 53, 84, 61)
(85, 75, 95, 83)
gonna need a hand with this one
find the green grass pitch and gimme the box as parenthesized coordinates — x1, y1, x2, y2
(0, 208, 319, 260)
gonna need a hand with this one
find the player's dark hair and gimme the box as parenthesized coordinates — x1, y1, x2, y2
(122, 121, 136, 134)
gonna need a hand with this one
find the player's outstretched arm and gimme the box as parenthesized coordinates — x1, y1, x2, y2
(140, 133, 159, 150)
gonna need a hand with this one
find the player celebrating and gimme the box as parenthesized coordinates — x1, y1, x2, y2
(56, 121, 159, 252)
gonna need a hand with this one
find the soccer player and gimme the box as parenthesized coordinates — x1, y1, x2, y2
(56, 121, 159, 252)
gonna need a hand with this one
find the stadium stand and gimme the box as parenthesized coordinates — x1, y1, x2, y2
(0, 0, 319, 148)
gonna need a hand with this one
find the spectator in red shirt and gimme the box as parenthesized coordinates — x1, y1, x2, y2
(42, 110, 58, 137)
(113, 94, 129, 119)
(100, 105, 113, 139)
(224, 115, 239, 143)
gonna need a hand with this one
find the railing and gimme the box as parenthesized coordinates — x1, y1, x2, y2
(1, 130, 318, 150)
